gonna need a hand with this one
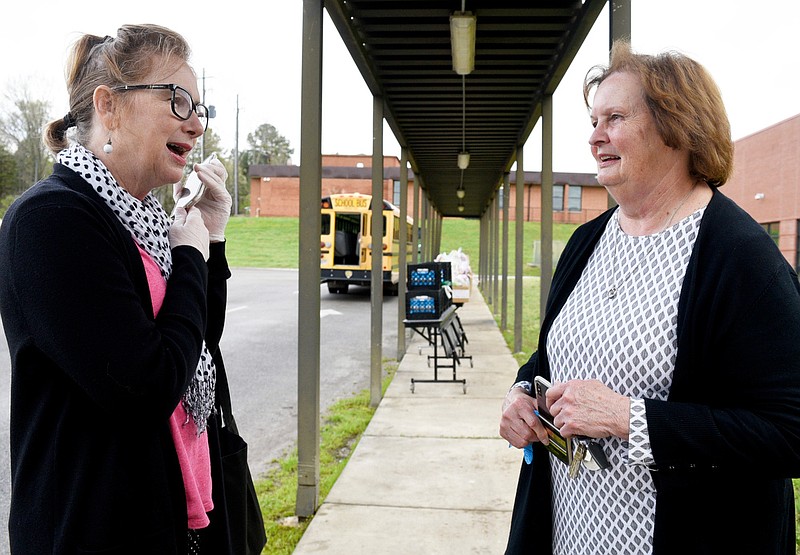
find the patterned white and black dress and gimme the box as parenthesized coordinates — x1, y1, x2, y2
(546, 207, 705, 555)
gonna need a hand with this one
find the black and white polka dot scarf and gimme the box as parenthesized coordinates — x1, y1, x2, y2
(58, 144, 215, 435)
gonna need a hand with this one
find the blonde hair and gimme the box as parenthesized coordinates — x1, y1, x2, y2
(44, 24, 192, 154)
(583, 40, 733, 187)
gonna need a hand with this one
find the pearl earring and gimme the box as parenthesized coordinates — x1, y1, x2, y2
(103, 138, 113, 154)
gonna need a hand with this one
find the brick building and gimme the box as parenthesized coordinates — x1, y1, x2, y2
(723, 114, 800, 270)
(246, 115, 800, 270)
(249, 154, 606, 224)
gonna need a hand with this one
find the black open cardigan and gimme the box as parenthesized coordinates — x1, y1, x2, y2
(0, 164, 231, 554)
(506, 188, 800, 554)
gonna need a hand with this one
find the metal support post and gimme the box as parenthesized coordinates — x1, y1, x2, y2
(541, 94, 554, 321)
(296, 0, 323, 518)
(370, 95, 384, 408)
(501, 173, 510, 330)
(397, 148, 409, 360)
(514, 146, 524, 354)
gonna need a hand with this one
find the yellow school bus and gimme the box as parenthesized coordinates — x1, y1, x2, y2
(320, 193, 413, 294)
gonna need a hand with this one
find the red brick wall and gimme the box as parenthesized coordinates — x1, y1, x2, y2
(251, 176, 399, 217)
(503, 183, 609, 222)
(724, 114, 800, 266)
(248, 154, 608, 224)
(250, 154, 408, 217)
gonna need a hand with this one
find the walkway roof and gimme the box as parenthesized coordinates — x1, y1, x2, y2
(325, 0, 608, 218)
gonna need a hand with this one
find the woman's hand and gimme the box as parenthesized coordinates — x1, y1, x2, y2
(500, 387, 551, 449)
(547, 379, 631, 440)
(175, 156, 231, 242)
(169, 207, 209, 260)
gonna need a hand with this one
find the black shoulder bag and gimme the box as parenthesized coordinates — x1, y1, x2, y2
(205, 353, 268, 555)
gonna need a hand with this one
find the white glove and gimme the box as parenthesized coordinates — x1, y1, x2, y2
(173, 155, 231, 242)
(169, 206, 210, 261)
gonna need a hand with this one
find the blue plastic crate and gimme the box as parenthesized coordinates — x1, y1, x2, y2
(406, 288, 451, 320)
(408, 262, 452, 290)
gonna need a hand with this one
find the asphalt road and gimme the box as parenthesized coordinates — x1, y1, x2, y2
(0, 267, 401, 554)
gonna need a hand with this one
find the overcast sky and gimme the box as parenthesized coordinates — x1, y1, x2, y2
(2, 2, 798, 174)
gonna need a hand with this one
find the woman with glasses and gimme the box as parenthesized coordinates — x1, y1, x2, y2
(0, 24, 239, 554)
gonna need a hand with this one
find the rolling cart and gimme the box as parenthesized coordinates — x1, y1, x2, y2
(404, 305, 467, 394)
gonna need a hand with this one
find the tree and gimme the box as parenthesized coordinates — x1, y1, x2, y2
(235, 122, 293, 215)
(0, 145, 17, 198)
(0, 144, 17, 218)
(0, 85, 53, 193)
(246, 123, 293, 166)
(230, 148, 250, 215)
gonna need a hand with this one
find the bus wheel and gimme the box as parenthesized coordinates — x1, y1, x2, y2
(383, 282, 399, 296)
(327, 282, 349, 294)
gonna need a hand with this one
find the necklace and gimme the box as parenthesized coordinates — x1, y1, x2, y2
(604, 187, 695, 300)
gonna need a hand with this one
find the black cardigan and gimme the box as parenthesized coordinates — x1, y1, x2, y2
(506, 188, 800, 554)
(0, 164, 231, 554)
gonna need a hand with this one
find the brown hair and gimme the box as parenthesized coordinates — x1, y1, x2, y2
(583, 40, 733, 187)
(44, 24, 192, 154)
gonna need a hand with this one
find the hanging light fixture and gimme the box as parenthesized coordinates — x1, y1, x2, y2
(450, 11, 476, 75)
(456, 155, 466, 199)
(452, 2, 474, 211)
(457, 75, 469, 170)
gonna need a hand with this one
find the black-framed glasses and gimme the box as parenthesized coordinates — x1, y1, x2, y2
(112, 84, 208, 131)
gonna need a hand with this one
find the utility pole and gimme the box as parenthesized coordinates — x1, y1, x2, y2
(199, 68, 216, 159)
(234, 95, 239, 216)
(201, 68, 206, 159)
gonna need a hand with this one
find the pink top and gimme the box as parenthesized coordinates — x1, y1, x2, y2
(138, 244, 213, 529)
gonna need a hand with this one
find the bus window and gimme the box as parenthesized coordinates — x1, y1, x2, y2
(334, 212, 361, 266)
(320, 193, 415, 293)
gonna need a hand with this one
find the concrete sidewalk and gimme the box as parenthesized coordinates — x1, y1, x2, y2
(293, 287, 524, 554)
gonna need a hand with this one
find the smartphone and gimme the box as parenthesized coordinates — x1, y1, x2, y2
(173, 152, 217, 215)
(533, 376, 572, 465)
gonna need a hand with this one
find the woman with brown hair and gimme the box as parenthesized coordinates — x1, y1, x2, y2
(500, 41, 800, 554)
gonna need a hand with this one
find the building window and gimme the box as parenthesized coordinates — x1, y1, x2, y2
(393, 180, 401, 206)
(568, 185, 582, 212)
(553, 184, 564, 212)
(762, 222, 780, 246)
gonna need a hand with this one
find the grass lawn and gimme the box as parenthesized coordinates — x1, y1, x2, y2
(223, 214, 578, 275)
(224, 216, 299, 268)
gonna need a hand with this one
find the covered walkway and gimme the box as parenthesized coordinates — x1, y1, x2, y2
(294, 284, 524, 553)
(294, 0, 630, 515)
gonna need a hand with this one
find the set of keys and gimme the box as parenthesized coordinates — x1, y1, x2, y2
(568, 437, 611, 479)
(531, 376, 612, 478)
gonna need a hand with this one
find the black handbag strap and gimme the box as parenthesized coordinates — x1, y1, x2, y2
(214, 354, 240, 436)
